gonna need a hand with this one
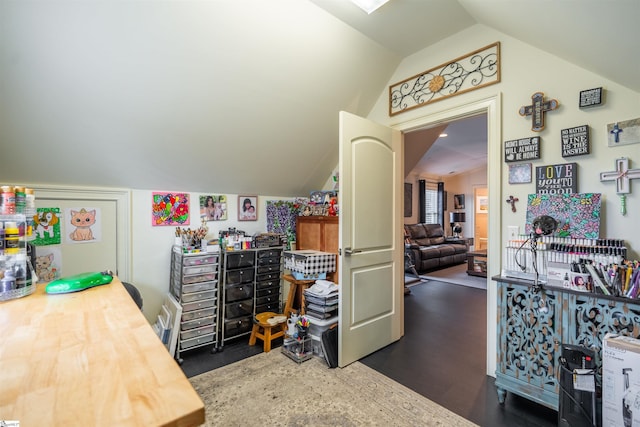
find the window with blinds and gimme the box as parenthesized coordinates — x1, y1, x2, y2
(418, 179, 444, 226)
(424, 182, 439, 224)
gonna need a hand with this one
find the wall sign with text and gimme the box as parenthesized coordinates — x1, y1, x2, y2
(561, 125, 590, 157)
(504, 137, 540, 162)
(536, 162, 578, 194)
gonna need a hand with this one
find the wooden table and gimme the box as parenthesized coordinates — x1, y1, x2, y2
(466, 249, 488, 278)
(0, 278, 205, 427)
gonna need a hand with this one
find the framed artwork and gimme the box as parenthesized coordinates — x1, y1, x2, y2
(508, 163, 532, 184)
(404, 183, 412, 217)
(238, 196, 257, 221)
(200, 195, 227, 221)
(476, 195, 488, 214)
(453, 194, 465, 210)
(525, 193, 601, 239)
(152, 192, 190, 226)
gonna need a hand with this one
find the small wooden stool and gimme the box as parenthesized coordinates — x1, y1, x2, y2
(248, 312, 286, 353)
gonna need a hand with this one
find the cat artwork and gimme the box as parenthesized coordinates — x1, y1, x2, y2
(35, 254, 56, 282)
(69, 208, 96, 241)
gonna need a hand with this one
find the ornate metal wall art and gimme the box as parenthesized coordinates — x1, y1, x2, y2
(389, 42, 500, 116)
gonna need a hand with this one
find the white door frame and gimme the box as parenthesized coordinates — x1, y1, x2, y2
(389, 93, 502, 377)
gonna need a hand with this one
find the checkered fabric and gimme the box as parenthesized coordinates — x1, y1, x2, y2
(284, 250, 336, 274)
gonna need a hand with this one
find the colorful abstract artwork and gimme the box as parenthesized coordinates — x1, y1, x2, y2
(525, 193, 601, 239)
(152, 192, 190, 226)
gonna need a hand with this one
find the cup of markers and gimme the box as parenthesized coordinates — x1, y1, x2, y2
(296, 316, 310, 339)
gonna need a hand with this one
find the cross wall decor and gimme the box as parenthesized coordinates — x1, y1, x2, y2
(519, 92, 559, 132)
(600, 157, 640, 215)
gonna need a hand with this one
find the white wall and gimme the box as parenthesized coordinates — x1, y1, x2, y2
(131, 190, 294, 322)
(367, 24, 640, 377)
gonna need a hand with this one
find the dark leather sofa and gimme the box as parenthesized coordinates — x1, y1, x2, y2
(404, 223, 468, 272)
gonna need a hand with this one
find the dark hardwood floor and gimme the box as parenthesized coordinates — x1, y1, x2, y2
(360, 279, 557, 427)
(180, 276, 558, 426)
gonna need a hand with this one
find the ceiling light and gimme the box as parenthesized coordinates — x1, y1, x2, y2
(349, 0, 390, 14)
(439, 133, 448, 137)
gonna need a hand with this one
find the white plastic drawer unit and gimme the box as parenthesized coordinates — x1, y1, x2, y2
(182, 253, 219, 266)
(182, 280, 217, 294)
(181, 290, 216, 303)
(180, 315, 215, 331)
(182, 272, 217, 284)
(181, 298, 216, 312)
(181, 323, 216, 340)
(181, 307, 216, 322)
(182, 264, 217, 275)
(180, 333, 215, 350)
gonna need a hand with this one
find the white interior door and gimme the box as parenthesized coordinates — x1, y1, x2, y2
(338, 111, 403, 367)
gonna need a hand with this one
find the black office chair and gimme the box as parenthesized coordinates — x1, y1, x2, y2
(122, 282, 143, 310)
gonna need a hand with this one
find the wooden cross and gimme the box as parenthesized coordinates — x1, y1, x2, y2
(519, 92, 559, 132)
(506, 195, 518, 212)
(600, 157, 640, 215)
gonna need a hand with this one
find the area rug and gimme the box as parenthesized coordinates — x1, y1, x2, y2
(189, 350, 478, 427)
(420, 263, 487, 290)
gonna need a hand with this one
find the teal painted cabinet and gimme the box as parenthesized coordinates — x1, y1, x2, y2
(494, 277, 640, 410)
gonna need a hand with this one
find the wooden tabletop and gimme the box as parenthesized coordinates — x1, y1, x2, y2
(0, 278, 205, 427)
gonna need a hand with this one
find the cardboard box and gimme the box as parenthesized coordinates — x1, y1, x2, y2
(283, 250, 336, 275)
(602, 334, 640, 427)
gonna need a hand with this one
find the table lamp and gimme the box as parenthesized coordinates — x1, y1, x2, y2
(449, 212, 466, 238)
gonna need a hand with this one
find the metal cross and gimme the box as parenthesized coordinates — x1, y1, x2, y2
(519, 92, 559, 132)
(610, 123, 623, 143)
(505, 195, 518, 212)
(600, 157, 640, 215)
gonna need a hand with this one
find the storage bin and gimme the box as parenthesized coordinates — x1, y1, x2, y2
(182, 280, 217, 294)
(224, 316, 253, 336)
(256, 286, 279, 298)
(257, 264, 280, 275)
(257, 249, 282, 259)
(256, 278, 279, 289)
(284, 250, 336, 274)
(225, 252, 254, 269)
(181, 315, 215, 331)
(182, 298, 216, 312)
(183, 264, 217, 275)
(181, 323, 215, 340)
(180, 333, 214, 350)
(225, 267, 254, 285)
(225, 283, 253, 302)
(183, 253, 219, 266)
(256, 272, 279, 282)
(255, 301, 280, 314)
(181, 306, 216, 322)
(181, 289, 216, 303)
(224, 300, 253, 318)
(306, 314, 338, 338)
(182, 272, 217, 284)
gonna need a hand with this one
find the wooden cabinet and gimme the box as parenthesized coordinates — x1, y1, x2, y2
(296, 215, 339, 282)
(494, 276, 640, 410)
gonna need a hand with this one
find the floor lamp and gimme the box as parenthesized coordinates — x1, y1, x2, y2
(449, 212, 466, 238)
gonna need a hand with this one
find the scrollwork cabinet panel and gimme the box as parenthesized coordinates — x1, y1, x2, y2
(566, 293, 640, 375)
(496, 282, 561, 410)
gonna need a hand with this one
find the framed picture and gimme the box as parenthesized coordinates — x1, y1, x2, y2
(404, 183, 412, 217)
(508, 163, 532, 184)
(454, 194, 465, 210)
(476, 195, 488, 214)
(200, 195, 227, 221)
(238, 196, 257, 221)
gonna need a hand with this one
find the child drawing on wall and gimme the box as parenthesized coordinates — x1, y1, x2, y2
(69, 208, 97, 241)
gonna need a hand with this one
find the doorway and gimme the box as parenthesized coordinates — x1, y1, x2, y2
(395, 94, 502, 377)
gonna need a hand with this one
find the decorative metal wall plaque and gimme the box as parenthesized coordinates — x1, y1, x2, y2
(579, 87, 603, 108)
(504, 137, 540, 162)
(561, 125, 590, 157)
(389, 42, 500, 116)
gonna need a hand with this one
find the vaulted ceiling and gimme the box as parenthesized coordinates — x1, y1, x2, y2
(1, 0, 638, 196)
